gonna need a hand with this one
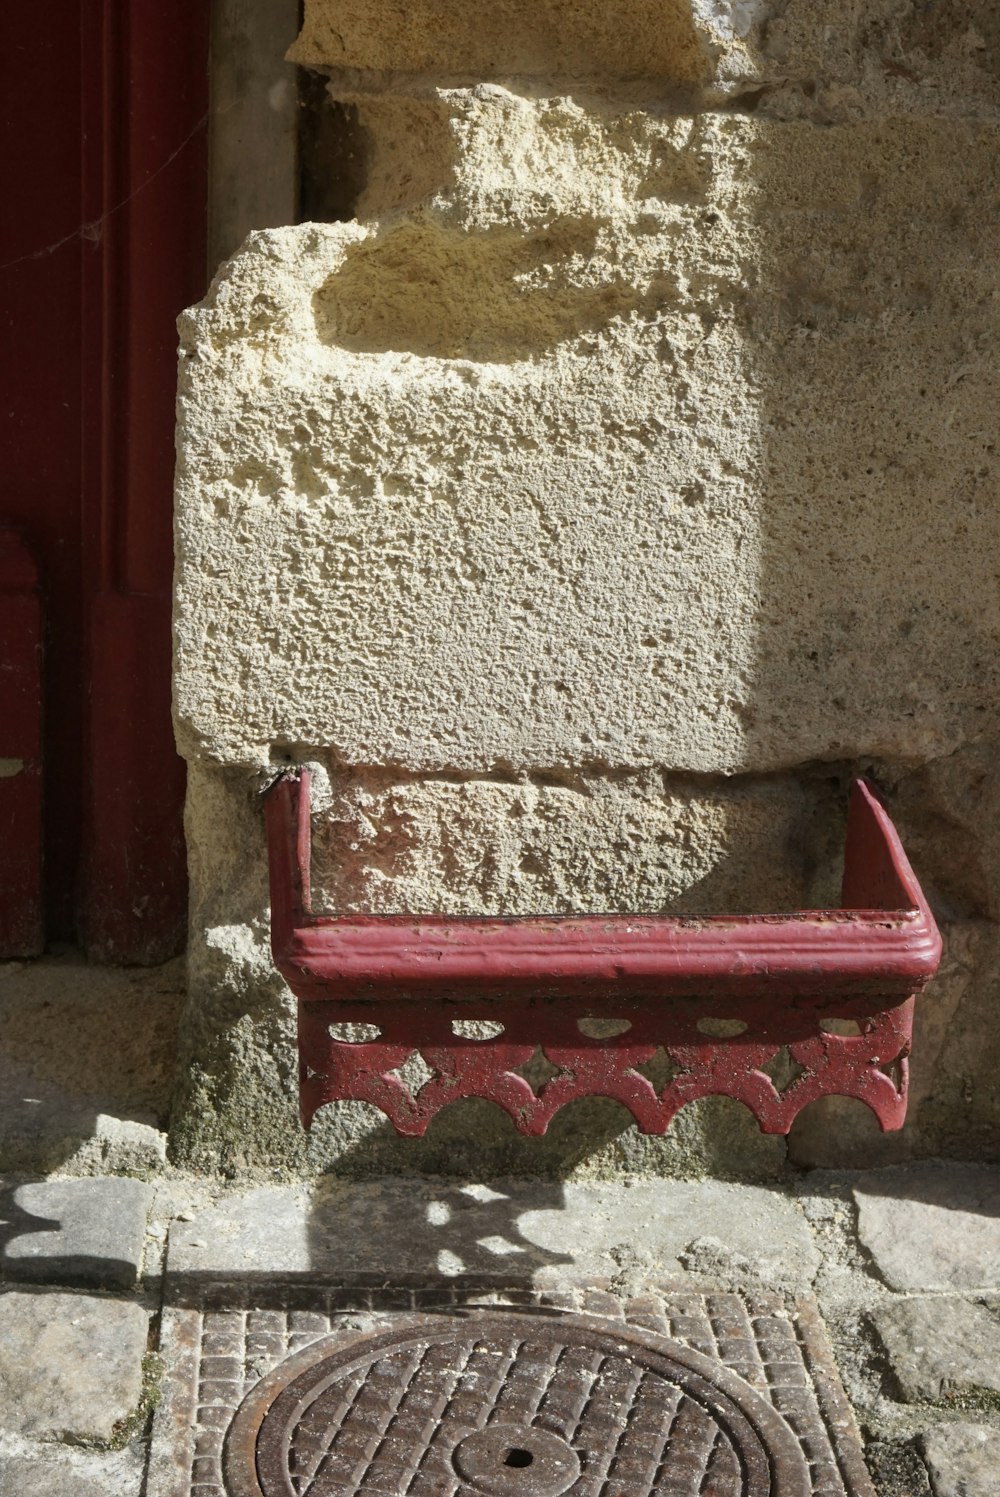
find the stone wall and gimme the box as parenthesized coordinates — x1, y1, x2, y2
(172, 1, 1000, 1176)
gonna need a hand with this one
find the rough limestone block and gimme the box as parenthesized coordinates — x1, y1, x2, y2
(288, 0, 725, 83)
(0, 1292, 148, 1442)
(175, 110, 1000, 776)
(3, 1178, 152, 1290)
(855, 1165, 1000, 1293)
(921, 1423, 996, 1497)
(310, 769, 839, 915)
(290, 0, 1000, 112)
(758, 0, 1000, 116)
(871, 1297, 1000, 1404)
(173, 0, 1000, 1172)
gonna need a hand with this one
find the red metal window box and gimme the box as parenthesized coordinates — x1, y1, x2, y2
(265, 772, 941, 1138)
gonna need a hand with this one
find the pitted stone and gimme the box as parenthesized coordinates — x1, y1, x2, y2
(0, 1440, 146, 1497)
(920, 1423, 996, 1497)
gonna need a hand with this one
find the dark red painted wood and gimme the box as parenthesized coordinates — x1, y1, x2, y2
(0, 530, 44, 956)
(0, 5, 208, 958)
(0, 15, 86, 939)
(77, 2, 208, 961)
(265, 774, 941, 1137)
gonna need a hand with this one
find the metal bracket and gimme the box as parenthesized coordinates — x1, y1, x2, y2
(265, 772, 941, 1138)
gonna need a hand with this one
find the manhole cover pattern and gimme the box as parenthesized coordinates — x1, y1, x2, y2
(225, 1312, 810, 1497)
(159, 1288, 869, 1497)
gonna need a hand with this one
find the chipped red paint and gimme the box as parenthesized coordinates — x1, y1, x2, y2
(266, 773, 941, 1138)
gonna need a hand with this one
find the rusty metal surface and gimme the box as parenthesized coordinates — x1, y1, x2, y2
(264, 774, 940, 1137)
(147, 1285, 875, 1497)
(223, 1309, 811, 1497)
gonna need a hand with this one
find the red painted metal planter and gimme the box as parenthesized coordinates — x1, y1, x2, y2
(265, 772, 941, 1138)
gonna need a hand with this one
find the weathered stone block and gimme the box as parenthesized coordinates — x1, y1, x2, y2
(921, 1423, 996, 1497)
(0, 1442, 146, 1497)
(0, 1292, 148, 1443)
(871, 1297, 1000, 1404)
(288, 0, 719, 82)
(172, 0, 1000, 1172)
(175, 111, 1000, 776)
(4, 1178, 152, 1290)
(855, 1165, 1000, 1293)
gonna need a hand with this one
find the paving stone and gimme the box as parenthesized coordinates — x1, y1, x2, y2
(921, 1422, 997, 1497)
(2, 1177, 152, 1289)
(854, 1164, 1000, 1292)
(0, 1435, 145, 1497)
(871, 1297, 1000, 1404)
(166, 1179, 820, 1290)
(0, 1291, 148, 1442)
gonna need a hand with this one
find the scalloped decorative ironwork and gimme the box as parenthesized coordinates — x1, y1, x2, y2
(266, 772, 940, 1139)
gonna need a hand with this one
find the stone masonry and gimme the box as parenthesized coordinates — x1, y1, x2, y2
(172, 1, 1000, 1174)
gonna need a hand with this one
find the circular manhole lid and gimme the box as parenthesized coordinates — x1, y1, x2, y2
(224, 1309, 810, 1496)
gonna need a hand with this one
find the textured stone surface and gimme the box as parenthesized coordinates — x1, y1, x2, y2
(0, 1292, 148, 1442)
(789, 920, 1000, 1169)
(0, 1437, 145, 1497)
(0, 954, 180, 1175)
(310, 769, 842, 916)
(172, 0, 1000, 1172)
(174, 111, 1000, 775)
(166, 1178, 819, 1289)
(871, 1297, 1000, 1404)
(288, 0, 724, 82)
(921, 1423, 997, 1497)
(3, 1178, 152, 1290)
(854, 1164, 1000, 1292)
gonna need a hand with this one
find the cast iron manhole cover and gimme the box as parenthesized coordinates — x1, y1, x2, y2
(224, 1309, 811, 1496)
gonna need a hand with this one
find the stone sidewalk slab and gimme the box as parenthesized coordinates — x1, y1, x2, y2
(871, 1297, 1000, 1404)
(166, 1178, 820, 1290)
(0, 1434, 145, 1497)
(2, 1176, 152, 1289)
(0, 1290, 148, 1442)
(921, 1423, 996, 1497)
(854, 1164, 1000, 1292)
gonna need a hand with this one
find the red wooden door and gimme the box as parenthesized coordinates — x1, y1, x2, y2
(0, 4, 209, 961)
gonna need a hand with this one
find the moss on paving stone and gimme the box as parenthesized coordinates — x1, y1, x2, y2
(101, 1354, 165, 1454)
(865, 1436, 932, 1497)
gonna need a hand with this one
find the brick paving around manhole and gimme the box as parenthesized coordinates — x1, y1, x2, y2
(147, 1282, 874, 1497)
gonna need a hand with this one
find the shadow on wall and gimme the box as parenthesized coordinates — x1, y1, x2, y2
(307, 1094, 787, 1185)
(739, 28, 1000, 1163)
(0, 954, 183, 1179)
(291, 0, 712, 83)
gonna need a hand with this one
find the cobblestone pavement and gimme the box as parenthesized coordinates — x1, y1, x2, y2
(0, 1165, 997, 1495)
